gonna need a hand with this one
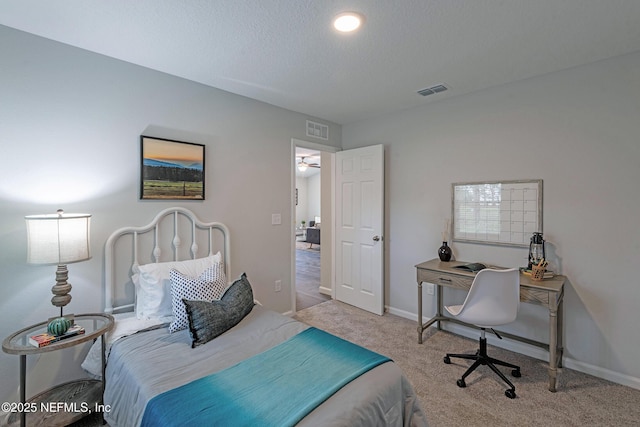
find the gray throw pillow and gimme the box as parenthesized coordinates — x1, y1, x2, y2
(183, 273, 255, 348)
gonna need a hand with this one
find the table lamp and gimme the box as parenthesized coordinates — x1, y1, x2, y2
(25, 209, 91, 324)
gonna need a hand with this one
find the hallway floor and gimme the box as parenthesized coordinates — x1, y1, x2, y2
(295, 241, 330, 310)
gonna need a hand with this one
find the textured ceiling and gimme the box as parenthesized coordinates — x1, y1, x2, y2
(2, 1, 640, 125)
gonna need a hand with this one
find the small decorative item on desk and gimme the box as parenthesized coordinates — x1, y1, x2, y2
(528, 232, 546, 269)
(438, 219, 452, 261)
(530, 259, 548, 281)
(438, 241, 452, 262)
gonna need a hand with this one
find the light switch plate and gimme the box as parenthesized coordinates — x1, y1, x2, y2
(271, 213, 281, 225)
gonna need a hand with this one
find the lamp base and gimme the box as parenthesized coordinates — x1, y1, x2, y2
(52, 264, 72, 315)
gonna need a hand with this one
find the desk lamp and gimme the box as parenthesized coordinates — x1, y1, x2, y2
(25, 210, 91, 327)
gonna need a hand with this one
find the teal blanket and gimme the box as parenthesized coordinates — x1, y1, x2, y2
(141, 327, 391, 427)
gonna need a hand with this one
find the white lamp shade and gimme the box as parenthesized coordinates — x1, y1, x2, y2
(25, 212, 91, 265)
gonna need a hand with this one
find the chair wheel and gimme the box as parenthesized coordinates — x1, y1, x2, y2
(456, 379, 466, 388)
(443, 356, 451, 364)
(512, 369, 521, 378)
(505, 389, 516, 399)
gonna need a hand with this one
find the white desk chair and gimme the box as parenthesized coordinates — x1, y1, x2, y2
(443, 268, 521, 398)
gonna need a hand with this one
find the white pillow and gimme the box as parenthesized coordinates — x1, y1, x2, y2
(168, 263, 228, 333)
(132, 252, 221, 320)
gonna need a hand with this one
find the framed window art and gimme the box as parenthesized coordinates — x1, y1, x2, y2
(451, 179, 542, 247)
(140, 136, 205, 200)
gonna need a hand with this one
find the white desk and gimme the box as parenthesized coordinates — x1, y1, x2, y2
(416, 258, 566, 392)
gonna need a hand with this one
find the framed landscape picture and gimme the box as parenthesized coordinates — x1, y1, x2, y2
(140, 136, 205, 200)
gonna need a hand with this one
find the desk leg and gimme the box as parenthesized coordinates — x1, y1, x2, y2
(558, 299, 564, 368)
(20, 354, 26, 427)
(548, 307, 558, 392)
(417, 280, 449, 343)
(417, 282, 423, 344)
(436, 283, 443, 330)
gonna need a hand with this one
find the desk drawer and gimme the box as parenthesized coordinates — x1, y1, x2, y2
(521, 287, 549, 307)
(418, 269, 471, 290)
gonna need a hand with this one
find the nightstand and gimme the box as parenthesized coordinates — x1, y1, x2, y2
(2, 313, 114, 427)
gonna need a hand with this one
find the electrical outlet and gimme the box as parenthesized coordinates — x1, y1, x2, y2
(274, 280, 282, 292)
(426, 283, 435, 295)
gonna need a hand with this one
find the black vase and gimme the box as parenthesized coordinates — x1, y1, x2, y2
(438, 241, 452, 262)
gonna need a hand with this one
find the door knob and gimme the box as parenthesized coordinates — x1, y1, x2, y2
(373, 235, 381, 242)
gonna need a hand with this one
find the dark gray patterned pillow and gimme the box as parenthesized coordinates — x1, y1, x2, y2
(183, 273, 255, 348)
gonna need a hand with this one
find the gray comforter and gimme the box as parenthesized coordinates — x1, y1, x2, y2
(103, 305, 428, 426)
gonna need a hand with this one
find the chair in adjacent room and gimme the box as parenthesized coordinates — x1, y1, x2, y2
(305, 227, 320, 248)
(442, 268, 522, 398)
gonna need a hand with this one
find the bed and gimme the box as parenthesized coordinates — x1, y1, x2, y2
(83, 207, 427, 426)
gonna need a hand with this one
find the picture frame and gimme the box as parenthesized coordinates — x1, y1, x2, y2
(451, 179, 542, 247)
(140, 136, 205, 200)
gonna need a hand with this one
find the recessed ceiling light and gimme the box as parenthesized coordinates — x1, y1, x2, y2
(333, 12, 364, 33)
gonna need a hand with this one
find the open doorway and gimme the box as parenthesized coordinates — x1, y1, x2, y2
(291, 140, 337, 312)
(295, 146, 328, 310)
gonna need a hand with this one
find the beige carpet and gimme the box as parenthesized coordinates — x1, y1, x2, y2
(294, 300, 640, 427)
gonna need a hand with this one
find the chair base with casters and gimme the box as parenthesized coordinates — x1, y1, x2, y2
(444, 328, 521, 399)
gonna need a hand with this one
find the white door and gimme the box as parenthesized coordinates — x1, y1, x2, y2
(335, 145, 384, 315)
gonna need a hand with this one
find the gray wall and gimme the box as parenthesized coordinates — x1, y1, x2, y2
(0, 26, 340, 403)
(306, 173, 321, 223)
(342, 51, 640, 387)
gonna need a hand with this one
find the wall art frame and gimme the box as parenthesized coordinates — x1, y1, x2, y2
(451, 179, 542, 247)
(140, 135, 205, 200)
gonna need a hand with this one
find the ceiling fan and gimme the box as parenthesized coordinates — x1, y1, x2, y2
(297, 156, 320, 172)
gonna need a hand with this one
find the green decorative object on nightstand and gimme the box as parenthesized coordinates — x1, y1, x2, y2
(47, 317, 72, 336)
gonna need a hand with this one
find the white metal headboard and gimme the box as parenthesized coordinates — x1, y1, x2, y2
(104, 207, 230, 314)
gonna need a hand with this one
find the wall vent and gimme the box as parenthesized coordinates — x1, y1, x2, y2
(306, 120, 329, 140)
(417, 84, 448, 97)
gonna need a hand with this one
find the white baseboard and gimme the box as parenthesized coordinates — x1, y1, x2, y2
(319, 286, 331, 296)
(386, 305, 640, 391)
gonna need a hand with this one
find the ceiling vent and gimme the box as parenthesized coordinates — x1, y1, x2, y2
(306, 120, 329, 140)
(417, 84, 448, 97)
